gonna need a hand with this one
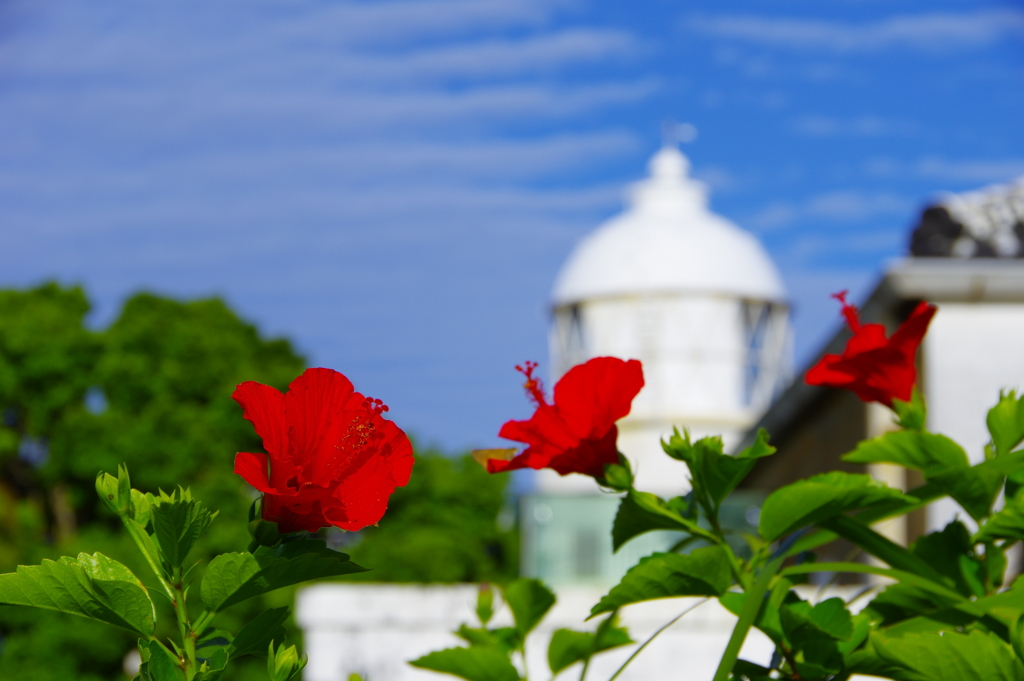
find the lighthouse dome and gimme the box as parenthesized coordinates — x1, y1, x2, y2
(552, 146, 785, 306)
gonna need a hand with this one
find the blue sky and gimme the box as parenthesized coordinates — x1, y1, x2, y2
(2, 0, 1023, 451)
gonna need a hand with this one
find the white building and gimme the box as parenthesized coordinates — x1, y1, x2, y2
(742, 175, 1024, 544)
(522, 144, 791, 588)
(547, 144, 790, 494)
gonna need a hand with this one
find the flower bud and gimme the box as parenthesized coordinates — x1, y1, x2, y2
(267, 642, 306, 681)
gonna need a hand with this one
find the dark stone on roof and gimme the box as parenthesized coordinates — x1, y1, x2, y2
(909, 206, 963, 257)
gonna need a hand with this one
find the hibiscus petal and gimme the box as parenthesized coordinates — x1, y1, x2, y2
(844, 323, 889, 355)
(378, 420, 415, 487)
(547, 428, 620, 478)
(327, 459, 394, 531)
(499, 411, 578, 453)
(805, 354, 857, 387)
(234, 452, 276, 494)
(890, 302, 937, 358)
(262, 492, 331, 533)
(553, 357, 644, 440)
(232, 381, 288, 459)
(281, 368, 356, 483)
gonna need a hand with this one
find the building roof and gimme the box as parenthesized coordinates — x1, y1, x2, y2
(910, 176, 1024, 258)
(551, 146, 786, 307)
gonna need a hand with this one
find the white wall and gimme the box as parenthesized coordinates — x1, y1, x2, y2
(923, 302, 1024, 531)
(297, 583, 777, 681)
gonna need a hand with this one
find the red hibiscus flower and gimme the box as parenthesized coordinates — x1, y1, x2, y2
(805, 291, 937, 408)
(232, 368, 414, 533)
(487, 357, 644, 478)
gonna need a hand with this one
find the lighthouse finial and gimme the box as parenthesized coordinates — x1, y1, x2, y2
(661, 120, 698, 147)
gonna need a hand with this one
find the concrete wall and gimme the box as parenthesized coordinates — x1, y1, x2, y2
(923, 302, 1024, 531)
(297, 583, 777, 681)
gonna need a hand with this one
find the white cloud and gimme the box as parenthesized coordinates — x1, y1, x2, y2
(686, 9, 1024, 53)
(751, 191, 912, 229)
(864, 156, 1024, 184)
(0, 1, 600, 83)
(792, 115, 915, 138)
(279, 0, 569, 46)
(333, 29, 637, 83)
(915, 156, 1024, 184)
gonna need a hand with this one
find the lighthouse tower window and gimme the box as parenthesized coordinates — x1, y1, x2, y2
(742, 300, 788, 409)
(551, 304, 587, 378)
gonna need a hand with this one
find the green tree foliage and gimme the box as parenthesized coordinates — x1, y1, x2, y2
(345, 447, 518, 583)
(0, 283, 516, 680)
(0, 285, 305, 680)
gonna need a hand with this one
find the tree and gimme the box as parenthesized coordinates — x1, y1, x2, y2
(345, 445, 517, 584)
(0, 286, 304, 681)
(0, 284, 519, 680)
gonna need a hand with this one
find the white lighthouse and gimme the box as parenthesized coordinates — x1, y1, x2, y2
(540, 143, 792, 497)
(519, 143, 791, 588)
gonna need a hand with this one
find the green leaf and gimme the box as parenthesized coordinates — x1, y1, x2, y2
(138, 640, 185, 681)
(0, 552, 155, 635)
(758, 472, 912, 541)
(892, 387, 927, 431)
(592, 613, 633, 652)
(721, 577, 800, 645)
(779, 598, 853, 645)
(843, 430, 969, 475)
(931, 466, 1005, 521)
(843, 430, 1001, 520)
(611, 491, 690, 552)
(130, 489, 153, 527)
(201, 538, 366, 612)
(977, 492, 1024, 543)
(455, 625, 519, 654)
(196, 629, 233, 654)
(820, 516, 951, 585)
(794, 639, 844, 678)
(864, 581, 957, 627)
(837, 612, 872, 656)
(782, 561, 964, 605)
(661, 429, 775, 513)
(1008, 470, 1024, 501)
(547, 615, 632, 675)
(869, 630, 1024, 681)
(248, 519, 282, 548)
(989, 391, 1024, 458)
(195, 646, 229, 681)
(591, 546, 731, 617)
(229, 606, 290, 658)
(149, 487, 216, 571)
(547, 629, 594, 675)
(503, 578, 555, 639)
(732, 659, 773, 681)
(909, 521, 980, 597)
(410, 647, 521, 681)
(476, 583, 495, 626)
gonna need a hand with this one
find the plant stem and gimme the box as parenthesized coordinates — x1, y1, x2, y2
(579, 655, 590, 681)
(121, 516, 176, 603)
(712, 554, 785, 681)
(606, 599, 708, 681)
(170, 569, 197, 678)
